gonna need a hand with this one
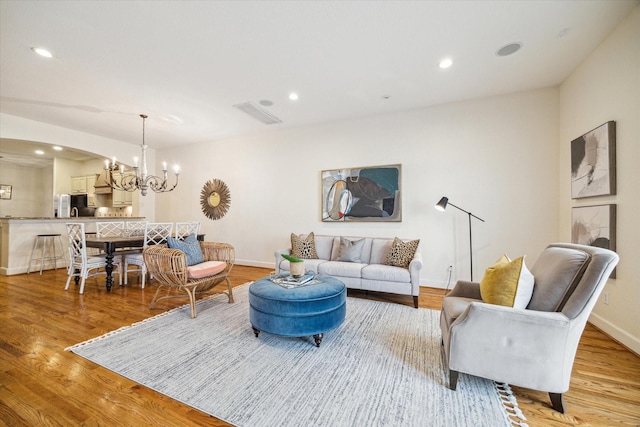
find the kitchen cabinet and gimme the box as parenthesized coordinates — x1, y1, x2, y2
(71, 175, 99, 207)
(86, 174, 97, 207)
(71, 176, 87, 194)
(112, 189, 132, 207)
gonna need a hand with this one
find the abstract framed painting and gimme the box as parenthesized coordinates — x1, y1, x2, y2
(571, 204, 616, 251)
(571, 121, 616, 199)
(321, 164, 401, 222)
(571, 204, 616, 277)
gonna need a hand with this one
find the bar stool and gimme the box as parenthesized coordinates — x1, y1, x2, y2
(27, 234, 67, 275)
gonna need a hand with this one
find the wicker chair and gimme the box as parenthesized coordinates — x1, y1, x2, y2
(144, 242, 235, 318)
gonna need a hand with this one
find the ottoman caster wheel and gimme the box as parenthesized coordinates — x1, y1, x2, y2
(313, 333, 323, 347)
(252, 326, 260, 337)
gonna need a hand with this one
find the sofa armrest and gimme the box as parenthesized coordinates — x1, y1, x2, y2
(408, 251, 423, 296)
(448, 302, 575, 392)
(274, 248, 291, 274)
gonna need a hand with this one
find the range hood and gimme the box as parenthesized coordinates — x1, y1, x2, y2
(94, 171, 112, 194)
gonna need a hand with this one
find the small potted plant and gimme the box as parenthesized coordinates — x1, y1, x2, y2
(281, 253, 305, 278)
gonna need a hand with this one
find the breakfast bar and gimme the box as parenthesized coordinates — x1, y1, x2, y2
(0, 216, 146, 276)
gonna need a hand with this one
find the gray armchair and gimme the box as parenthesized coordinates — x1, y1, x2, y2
(440, 242, 619, 413)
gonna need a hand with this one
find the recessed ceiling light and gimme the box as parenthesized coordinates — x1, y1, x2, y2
(289, 93, 299, 101)
(496, 43, 522, 57)
(31, 47, 53, 58)
(34, 150, 45, 155)
(52, 146, 63, 151)
(259, 100, 274, 107)
(438, 58, 453, 69)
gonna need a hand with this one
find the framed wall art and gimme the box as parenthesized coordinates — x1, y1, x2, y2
(321, 164, 401, 222)
(571, 121, 616, 199)
(571, 204, 616, 252)
(0, 184, 12, 200)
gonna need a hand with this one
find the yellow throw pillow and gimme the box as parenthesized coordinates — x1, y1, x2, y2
(479, 254, 534, 308)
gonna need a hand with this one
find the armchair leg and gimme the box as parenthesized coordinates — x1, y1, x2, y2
(226, 278, 234, 303)
(449, 370, 459, 390)
(549, 392, 565, 413)
(413, 295, 419, 308)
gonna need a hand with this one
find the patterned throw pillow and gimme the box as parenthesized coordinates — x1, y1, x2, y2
(291, 232, 319, 259)
(167, 233, 204, 266)
(385, 237, 419, 269)
(479, 254, 535, 308)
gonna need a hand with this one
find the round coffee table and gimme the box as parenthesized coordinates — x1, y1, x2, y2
(249, 275, 346, 347)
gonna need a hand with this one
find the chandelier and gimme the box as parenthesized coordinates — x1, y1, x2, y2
(104, 114, 179, 196)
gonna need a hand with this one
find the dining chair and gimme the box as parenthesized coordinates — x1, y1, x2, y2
(174, 221, 200, 240)
(65, 222, 122, 294)
(96, 221, 125, 237)
(96, 221, 125, 273)
(123, 222, 173, 287)
(124, 220, 147, 237)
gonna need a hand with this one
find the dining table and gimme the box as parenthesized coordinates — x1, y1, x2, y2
(85, 234, 205, 292)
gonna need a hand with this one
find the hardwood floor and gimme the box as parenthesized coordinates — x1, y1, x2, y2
(1, 266, 638, 426)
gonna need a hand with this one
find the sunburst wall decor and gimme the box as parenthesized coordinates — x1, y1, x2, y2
(200, 179, 231, 220)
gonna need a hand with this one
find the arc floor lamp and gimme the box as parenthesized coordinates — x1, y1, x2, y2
(435, 197, 485, 281)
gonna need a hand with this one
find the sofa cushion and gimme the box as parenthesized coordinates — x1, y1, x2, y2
(318, 261, 366, 278)
(187, 261, 227, 279)
(528, 247, 590, 312)
(385, 237, 420, 269)
(291, 232, 319, 259)
(336, 237, 366, 262)
(362, 264, 410, 283)
(166, 233, 204, 266)
(370, 239, 393, 264)
(312, 235, 336, 260)
(281, 258, 327, 275)
(479, 254, 534, 308)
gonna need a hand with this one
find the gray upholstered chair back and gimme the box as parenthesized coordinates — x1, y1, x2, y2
(527, 243, 619, 319)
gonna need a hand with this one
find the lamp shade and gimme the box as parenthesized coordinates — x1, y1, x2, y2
(435, 196, 449, 211)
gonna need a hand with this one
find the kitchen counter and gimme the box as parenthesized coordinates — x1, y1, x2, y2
(0, 217, 146, 275)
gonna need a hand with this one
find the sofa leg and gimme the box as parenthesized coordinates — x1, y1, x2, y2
(449, 370, 459, 390)
(413, 295, 419, 308)
(549, 392, 565, 413)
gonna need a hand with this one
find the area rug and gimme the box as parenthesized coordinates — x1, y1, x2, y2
(67, 283, 527, 427)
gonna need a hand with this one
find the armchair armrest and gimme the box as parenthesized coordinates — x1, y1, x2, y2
(143, 246, 189, 285)
(447, 280, 481, 299)
(448, 302, 575, 392)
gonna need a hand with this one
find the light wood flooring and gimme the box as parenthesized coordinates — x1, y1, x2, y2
(1, 266, 638, 426)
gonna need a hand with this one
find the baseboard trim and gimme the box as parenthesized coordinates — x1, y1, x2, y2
(588, 312, 640, 356)
(235, 259, 275, 269)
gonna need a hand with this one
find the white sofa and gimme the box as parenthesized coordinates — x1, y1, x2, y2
(275, 234, 422, 308)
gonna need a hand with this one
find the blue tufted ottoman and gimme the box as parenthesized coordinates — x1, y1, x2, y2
(249, 275, 346, 347)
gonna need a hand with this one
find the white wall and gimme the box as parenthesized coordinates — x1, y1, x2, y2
(156, 87, 560, 289)
(0, 163, 52, 217)
(559, 6, 640, 353)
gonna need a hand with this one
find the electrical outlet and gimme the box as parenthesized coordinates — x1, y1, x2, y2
(604, 292, 609, 305)
(448, 265, 453, 272)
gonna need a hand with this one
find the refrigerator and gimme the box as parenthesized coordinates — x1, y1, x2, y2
(54, 194, 71, 217)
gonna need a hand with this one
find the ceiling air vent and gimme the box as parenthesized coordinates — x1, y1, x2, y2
(233, 102, 282, 125)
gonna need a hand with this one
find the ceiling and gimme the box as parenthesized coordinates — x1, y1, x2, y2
(1, 0, 637, 161)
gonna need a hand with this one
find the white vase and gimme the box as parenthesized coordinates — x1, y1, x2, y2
(290, 261, 305, 277)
